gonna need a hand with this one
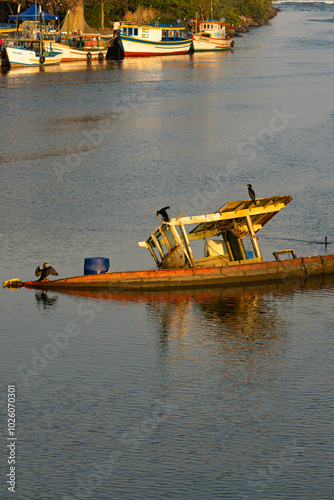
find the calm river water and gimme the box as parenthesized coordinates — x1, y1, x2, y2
(1, 2, 334, 499)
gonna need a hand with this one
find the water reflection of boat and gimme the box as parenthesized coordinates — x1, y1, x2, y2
(30, 275, 334, 345)
(33, 273, 334, 304)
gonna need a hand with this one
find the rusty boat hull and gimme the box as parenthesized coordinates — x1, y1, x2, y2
(23, 254, 334, 291)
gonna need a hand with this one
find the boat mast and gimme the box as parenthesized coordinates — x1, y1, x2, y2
(39, 5, 43, 56)
(16, 4, 21, 44)
(66, 10, 70, 45)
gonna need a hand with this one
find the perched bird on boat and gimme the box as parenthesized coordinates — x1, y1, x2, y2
(35, 263, 58, 282)
(247, 184, 256, 202)
(247, 184, 259, 205)
(157, 206, 170, 223)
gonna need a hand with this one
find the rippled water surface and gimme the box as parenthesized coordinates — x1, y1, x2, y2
(1, 3, 334, 499)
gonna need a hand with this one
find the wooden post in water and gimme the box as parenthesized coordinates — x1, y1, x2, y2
(101, 2, 104, 31)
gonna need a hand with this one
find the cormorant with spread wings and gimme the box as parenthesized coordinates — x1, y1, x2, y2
(35, 263, 58, 282)
(157, 206, 170, 223)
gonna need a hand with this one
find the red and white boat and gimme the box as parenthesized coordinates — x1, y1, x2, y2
(45, 33, 108, 62)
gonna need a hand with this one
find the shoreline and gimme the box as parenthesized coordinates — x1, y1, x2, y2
(97, 7, 280, 40)
(230, 7, 280, 37)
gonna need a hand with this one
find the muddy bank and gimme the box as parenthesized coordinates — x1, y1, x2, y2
(230, 7, 280, 37)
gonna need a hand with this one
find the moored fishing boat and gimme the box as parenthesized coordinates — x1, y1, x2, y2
(118, 22, 191, 57)
(191, 19, 234, 51)
(4, 4, 61, 67)
(45, 33, 108, 62)
(45, 39, 107, 62)
(3, 195, 334, 291)
(5, 43, 62, 66)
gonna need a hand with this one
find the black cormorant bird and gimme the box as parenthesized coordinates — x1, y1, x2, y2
(157, 206, 170, 223)
(35, 263, 58, 282)
(247, 184, 256, 203)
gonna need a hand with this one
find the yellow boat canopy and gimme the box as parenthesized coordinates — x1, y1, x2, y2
(139, 195, 293, 269)
(188, 195, 293, 241)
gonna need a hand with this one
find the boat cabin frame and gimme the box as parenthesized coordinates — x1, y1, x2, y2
(139, 196, 293, 270)
(195, 19, 228, 37)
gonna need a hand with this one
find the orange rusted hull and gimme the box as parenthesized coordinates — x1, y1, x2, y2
(34, 273, 334, 304)
(24, 254, 334, 291)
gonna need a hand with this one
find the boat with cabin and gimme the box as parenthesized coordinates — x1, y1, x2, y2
(191, 19, 234, 51)
(3, 195, 334, 291)
(4, 5, 61, 67)
(5, 40, 61, 66)
(6, 4, 108, 63)
(118, 22, 192, 57)
(45, 33, 108, 61)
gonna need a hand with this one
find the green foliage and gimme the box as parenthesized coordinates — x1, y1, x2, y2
(5, 0, 273, 27)
(217, 0, 272, 23)
(84, 1, 115, 28)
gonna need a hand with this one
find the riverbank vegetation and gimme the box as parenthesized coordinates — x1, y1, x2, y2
(2, 0, 275, 28)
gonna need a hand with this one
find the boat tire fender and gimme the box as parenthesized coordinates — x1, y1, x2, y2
(98, 52, 104, 61)
(39, 55, 45, 64)
(87, 52, 92, 60)
(231, 40, 234, 47)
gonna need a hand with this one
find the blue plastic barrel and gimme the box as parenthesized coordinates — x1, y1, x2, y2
(84, 257, 110, 275)
(246, 251, 254, 259)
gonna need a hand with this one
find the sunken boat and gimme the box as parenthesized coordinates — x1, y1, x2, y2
(3, 195, 334, 290)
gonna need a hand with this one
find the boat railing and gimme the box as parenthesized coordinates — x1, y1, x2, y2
(121, 22, 185, 29)
(273, 249, 297, 261)
(152, 22, 185, 29)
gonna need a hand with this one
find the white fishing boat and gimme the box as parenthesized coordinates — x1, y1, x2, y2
(5, 42, 61, 66)
(45, 33, 108, 62)
(118, 22, 191, 57)
(5, 4, 61, 67)
(191, 19, 234, 51)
